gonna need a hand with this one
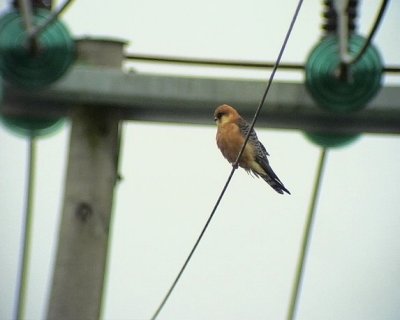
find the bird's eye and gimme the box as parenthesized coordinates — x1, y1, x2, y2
(214, 111, 226, 122)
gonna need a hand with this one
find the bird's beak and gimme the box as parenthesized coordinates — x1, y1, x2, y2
(214, 117, 218, 122)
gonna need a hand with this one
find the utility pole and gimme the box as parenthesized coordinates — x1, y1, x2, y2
(47, 38, 124, 320)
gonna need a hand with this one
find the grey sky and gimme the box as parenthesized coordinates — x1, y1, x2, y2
(0, 1, 400, 319)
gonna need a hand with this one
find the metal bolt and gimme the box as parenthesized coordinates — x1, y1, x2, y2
(76, 202, 92, 222)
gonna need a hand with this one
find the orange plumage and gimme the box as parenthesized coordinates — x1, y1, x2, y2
(214, 104, 290, 195)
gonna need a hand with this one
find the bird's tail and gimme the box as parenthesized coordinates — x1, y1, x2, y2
(259, 162, 290, 195)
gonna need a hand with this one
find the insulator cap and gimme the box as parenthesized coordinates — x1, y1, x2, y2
(0, 9, 75, 89)
(305, 34, 383, 113)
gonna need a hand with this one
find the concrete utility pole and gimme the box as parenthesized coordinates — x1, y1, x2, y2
(46, 39, 124, 320)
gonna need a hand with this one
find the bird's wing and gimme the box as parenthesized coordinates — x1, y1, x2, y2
(237, 117, 270, 157)
(237, 117, 290, 194)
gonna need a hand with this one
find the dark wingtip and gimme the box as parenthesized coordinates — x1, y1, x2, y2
(275, 186, 290, 195)
(268, 179, 291, 195)
(281, 186, 291, 195)
(257, 168, 291, 195)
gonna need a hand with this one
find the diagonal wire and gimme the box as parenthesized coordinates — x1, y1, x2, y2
(349, 0, 389, 65)
(286, 148, 327, 320)
(17, 0, 75, 51)
(15, 137, 37, 320)
(31, 0, 75, 39)
(150, 1, 304, 319)
(231, 0, 303, 171)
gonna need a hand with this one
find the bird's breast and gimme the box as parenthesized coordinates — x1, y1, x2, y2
(216, 123, 255, 167)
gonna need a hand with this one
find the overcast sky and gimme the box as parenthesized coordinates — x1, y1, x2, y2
(1, 1, 400, 320)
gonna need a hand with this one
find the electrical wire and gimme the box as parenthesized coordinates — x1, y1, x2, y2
(31, 0, 75, 39)
(286, 148, 327, 320)
(17, 0, 75, 50)
(349, 0, 389, 65)
(15, 137, 37, 320)
(124, 54, 400, 73)
(124, 54, 304, 70)
(150, 1, 304, 319)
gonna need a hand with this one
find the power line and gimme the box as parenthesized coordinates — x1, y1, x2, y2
(124, 53, 400, 73)
(286, 148, 327, 320)
(150, 1, 304, 319)
(350, 0, 389, 65)
(124, 54, 304, 70)
(15, 137, 37, 320)
(32, 0, 75, 39)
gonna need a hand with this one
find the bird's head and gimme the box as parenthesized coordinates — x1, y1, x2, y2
(214, 104, 240, 125)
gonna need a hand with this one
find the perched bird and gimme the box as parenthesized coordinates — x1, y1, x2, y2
(214, 104, 290, 195)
